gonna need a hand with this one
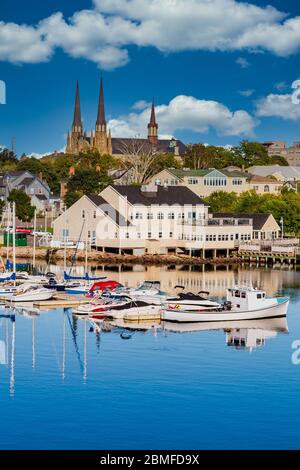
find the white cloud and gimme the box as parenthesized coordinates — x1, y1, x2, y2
(1, 1, 300, 69)
(108, 95, 257, 138)
(239, 89, 254, 97)
(132, 100, 152, 110)
(236, 57, 250, 68)
(256, 92, 300, 121)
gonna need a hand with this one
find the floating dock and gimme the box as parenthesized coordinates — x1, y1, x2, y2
(33, 294, 90, 308)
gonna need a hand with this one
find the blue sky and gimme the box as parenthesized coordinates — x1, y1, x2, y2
(1, 0, 300, 156)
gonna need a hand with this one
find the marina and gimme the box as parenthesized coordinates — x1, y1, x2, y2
(0, 262, 299, 449)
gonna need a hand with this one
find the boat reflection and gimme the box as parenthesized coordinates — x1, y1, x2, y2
(162, 317, 289, 351)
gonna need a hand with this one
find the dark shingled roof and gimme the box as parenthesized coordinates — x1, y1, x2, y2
(213, 212, 278, 231)
(34, 194, 47, 201)
(113, 185, 206, 206)
(87, 194, 131, 227)
(111, 138, 187, 156)
(18, 177, 34, 186)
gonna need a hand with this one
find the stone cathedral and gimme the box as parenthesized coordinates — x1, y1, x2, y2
(66, 79, 186, 157)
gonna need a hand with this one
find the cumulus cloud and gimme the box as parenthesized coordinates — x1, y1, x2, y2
(132, 100, 152, 110)
(256, 92, 300, 121)
(1, 1, 300, 69)
(108, 95, 257, 138)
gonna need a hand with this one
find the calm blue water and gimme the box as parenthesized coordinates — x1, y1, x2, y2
(0, 265, 300, 450)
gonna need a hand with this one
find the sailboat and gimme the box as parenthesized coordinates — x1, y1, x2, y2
(0, 203, 18, 297)
(64, 220, 106, 294)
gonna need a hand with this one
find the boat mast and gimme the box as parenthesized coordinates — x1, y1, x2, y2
(12, 202, 16, 286)
(6, 202, 11, 263)
(85, 218, 88, 276)
(33, 209, 37, 269)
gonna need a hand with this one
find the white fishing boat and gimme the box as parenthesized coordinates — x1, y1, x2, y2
(9, 284, 55, 303)
(162, 286, 289, 323)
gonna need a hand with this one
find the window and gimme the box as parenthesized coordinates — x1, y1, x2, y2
(137, 233, 141, 239)
(257, 293, 262, 299)
(135, 212, 143, 220)
(169, 232, 173, 238)
(159, 232, 163, 238)
(62, 229, 69, 239)
(204, 177, 227, 187)
(82, 210, 85, 219)
(126, 233, 129, 239)
(188, 178, 198, 185)
(157, 213, 164, 220)
(264, 185, 270, 193)
(232, 179, 243, 186)
(147, 213, 153, 220)
(148, 232, 152, 239)
(168, 212, 175, 220)
(88, 231, 91, 238)
(92, 231, 96, 240)
(93, 211, 97, 219)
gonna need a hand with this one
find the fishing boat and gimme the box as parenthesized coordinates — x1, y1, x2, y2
(9, 284, 55, 303)
(162, 286, 289, 323)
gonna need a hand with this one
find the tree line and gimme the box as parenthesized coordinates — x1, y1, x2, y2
(0, 139, 290, 220)
(205, 189, 300, 236)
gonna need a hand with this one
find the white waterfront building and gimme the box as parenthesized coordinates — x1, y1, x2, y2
(53, 184, 280, 257)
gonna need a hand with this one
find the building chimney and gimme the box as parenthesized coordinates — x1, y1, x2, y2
(69, 166, 75, 176)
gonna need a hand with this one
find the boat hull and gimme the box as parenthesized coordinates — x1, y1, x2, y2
(10, 291, 55, 302)
(162, 298, 289, 323)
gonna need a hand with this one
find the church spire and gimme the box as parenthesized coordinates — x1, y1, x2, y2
(148, 98, 158, 145)
(72, 80, 82, 131)
(96, 77, 106, 129)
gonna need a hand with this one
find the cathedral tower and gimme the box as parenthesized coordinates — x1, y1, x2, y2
(67, 81, 83, 154)
(148, 98, 158, 145)
(94, 78, 110, 155)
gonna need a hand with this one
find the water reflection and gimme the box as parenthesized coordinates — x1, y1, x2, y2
(162, 317, 289, 352)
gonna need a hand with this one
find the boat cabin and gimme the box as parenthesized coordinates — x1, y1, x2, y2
(227, 287, 271, 311)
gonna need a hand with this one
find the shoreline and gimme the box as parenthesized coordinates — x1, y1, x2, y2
(0, 247, 241, 266)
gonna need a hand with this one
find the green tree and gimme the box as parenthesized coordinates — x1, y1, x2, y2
(204, 191, 238, 212)
(0, 148, 18, 164)
(8, 189, 35, 222)
(64, 191, 82, 209)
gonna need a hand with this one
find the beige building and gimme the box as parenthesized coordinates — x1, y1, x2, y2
(263, 141, 300, 165)
(53, 185, 280, 258)
(148, 168, 284, 197)
(248, 175, 284, 194)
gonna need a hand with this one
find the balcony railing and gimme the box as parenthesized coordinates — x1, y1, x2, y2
(179, 218, 252, 227)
